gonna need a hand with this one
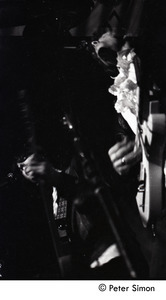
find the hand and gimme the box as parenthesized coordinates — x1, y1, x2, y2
(17, 153, 55, 185)
(108, 137, 142, 176)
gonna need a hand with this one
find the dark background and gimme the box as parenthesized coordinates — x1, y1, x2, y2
(0, 0, 119, 279)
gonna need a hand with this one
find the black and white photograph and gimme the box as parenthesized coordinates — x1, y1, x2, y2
(0, 0, 166, 298)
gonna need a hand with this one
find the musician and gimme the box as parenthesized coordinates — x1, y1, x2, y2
(16, 0, 152, 280)
(17, 108, 149, 280)
(17, 30, 146, 279)
(16, 0, 166, 280)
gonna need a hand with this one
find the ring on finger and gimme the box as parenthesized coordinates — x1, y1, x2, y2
(121, 156, 126, 165)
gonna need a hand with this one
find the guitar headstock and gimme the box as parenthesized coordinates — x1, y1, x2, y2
(62, 113, 86, 160)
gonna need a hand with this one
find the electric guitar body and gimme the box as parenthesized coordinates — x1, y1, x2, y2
(136, 99, 166, 226)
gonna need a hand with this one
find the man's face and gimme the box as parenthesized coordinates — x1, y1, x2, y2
(91, 29, 119, 77)
(92, 30, 119, 55)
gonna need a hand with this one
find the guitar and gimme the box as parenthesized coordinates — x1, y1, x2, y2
(135, 74, 166, 227)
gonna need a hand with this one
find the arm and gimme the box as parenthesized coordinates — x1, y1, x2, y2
(17, 153, 77, 198)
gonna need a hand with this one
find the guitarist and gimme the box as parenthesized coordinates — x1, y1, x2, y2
(93, 0, 166, 279)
